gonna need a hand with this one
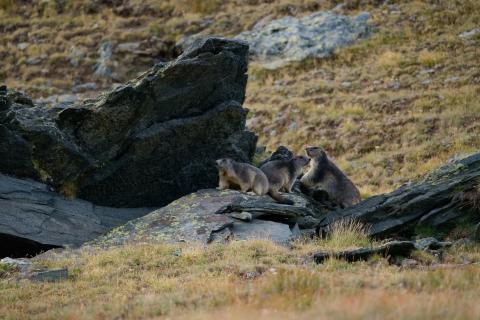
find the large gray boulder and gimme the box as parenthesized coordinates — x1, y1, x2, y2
(0, 37, 256, 207)
(236, 11, 370, 69)
(0, 174, 151, 257)
(90, 188, 328, 247)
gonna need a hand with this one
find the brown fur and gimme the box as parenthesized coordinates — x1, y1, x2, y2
(300, 147, 361, 208)
(260, 155, 310, 205)
(216, 158, 269, 196)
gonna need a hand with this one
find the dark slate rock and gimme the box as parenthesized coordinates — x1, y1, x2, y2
(0, 37, 256, 207)
(29, 268, 68, 282)
(0, 174, 152, 250)
(314, 241, 416, 264)
(414, 237, 452, 250)
(317, 152, 480, 238)
(212, 220, 293, 244)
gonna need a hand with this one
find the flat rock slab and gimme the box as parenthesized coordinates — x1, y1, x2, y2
(0, 174, 152, 251)
(0, 257, 68, 282)
(230, 220, 292, 243)
(92, 190, 237, 246)
(91, 189, 313, 246)
(236, 11, 370, 69)
(414, 237, 452, 250)
(29, 268, 68, 282)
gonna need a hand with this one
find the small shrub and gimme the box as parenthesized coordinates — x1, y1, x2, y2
(417, 50, 445, 68)
(178, 0, 220, 14)
(324, 219, 371, 251)
(343, 104, 365, 117)
(0, 263, 17, 279)
(378, 51, 403, 69)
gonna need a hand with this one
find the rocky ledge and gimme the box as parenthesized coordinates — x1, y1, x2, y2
(90, 188, 328, 247)
(0, 173, 151, 257)
(92, 151, 480, 248)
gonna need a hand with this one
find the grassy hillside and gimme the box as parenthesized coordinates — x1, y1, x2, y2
(1, 224, 480, 319)
(1, 2, 480, 318)
(0, 0, 333, 95)
(246, 0, 480, 196)
(1, 0, 479, 197)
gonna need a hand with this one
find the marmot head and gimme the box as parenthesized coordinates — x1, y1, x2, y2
(305, 146, 327, 159)
(292, 155, 310, 168)
(215, 158, 234, 171)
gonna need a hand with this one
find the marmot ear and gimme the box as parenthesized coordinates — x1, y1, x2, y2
(320, 148, 327, 158)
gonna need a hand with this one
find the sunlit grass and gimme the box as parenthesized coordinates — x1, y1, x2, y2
(323, 219, 371, 251)
(417, 50, 446, 68)
(1, 240, 480, 319)
(245, 0, 480, 197)
(378, 51, 404, 69)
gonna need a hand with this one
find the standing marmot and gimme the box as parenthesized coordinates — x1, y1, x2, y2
(300, 147, 361, 208)
(260, 155, 310, 205)
(216, 158, 269, 196)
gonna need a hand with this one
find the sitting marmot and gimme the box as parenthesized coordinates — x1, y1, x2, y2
(260, 155, 310, 205)
(300, 147, 361, 208)
(216, 158, 269, 196)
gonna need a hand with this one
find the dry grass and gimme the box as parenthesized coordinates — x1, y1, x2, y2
(245, 0, 480, 195)
(0, 0, 332, 96)
(178, 0, 221, 14)
(417, 50, 446, 68)
(1, 240, 480, 319)
(378, 51, 404, 69)
(323, 219, 371, 251)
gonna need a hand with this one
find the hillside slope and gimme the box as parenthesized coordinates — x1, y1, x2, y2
(1, 0, 479, 198)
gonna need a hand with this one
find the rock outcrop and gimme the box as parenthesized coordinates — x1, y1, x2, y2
(313, 238, 453, 264)
(236, 11, 370, 69)
(0, 173, 151, 257)
(92, 150, 480, 248)
(318, 152, 480, 238)
(0, 37, 256, 208)
(314, 241, 417, 264)
(90, 188, 328, 247)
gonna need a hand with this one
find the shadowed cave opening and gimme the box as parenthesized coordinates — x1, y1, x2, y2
(0, 234, 61, 259)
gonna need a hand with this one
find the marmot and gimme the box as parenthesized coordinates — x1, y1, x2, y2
(216, 158, 269, 196)
(260, 155, 311, 205)
(300, 147, 361, 208)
